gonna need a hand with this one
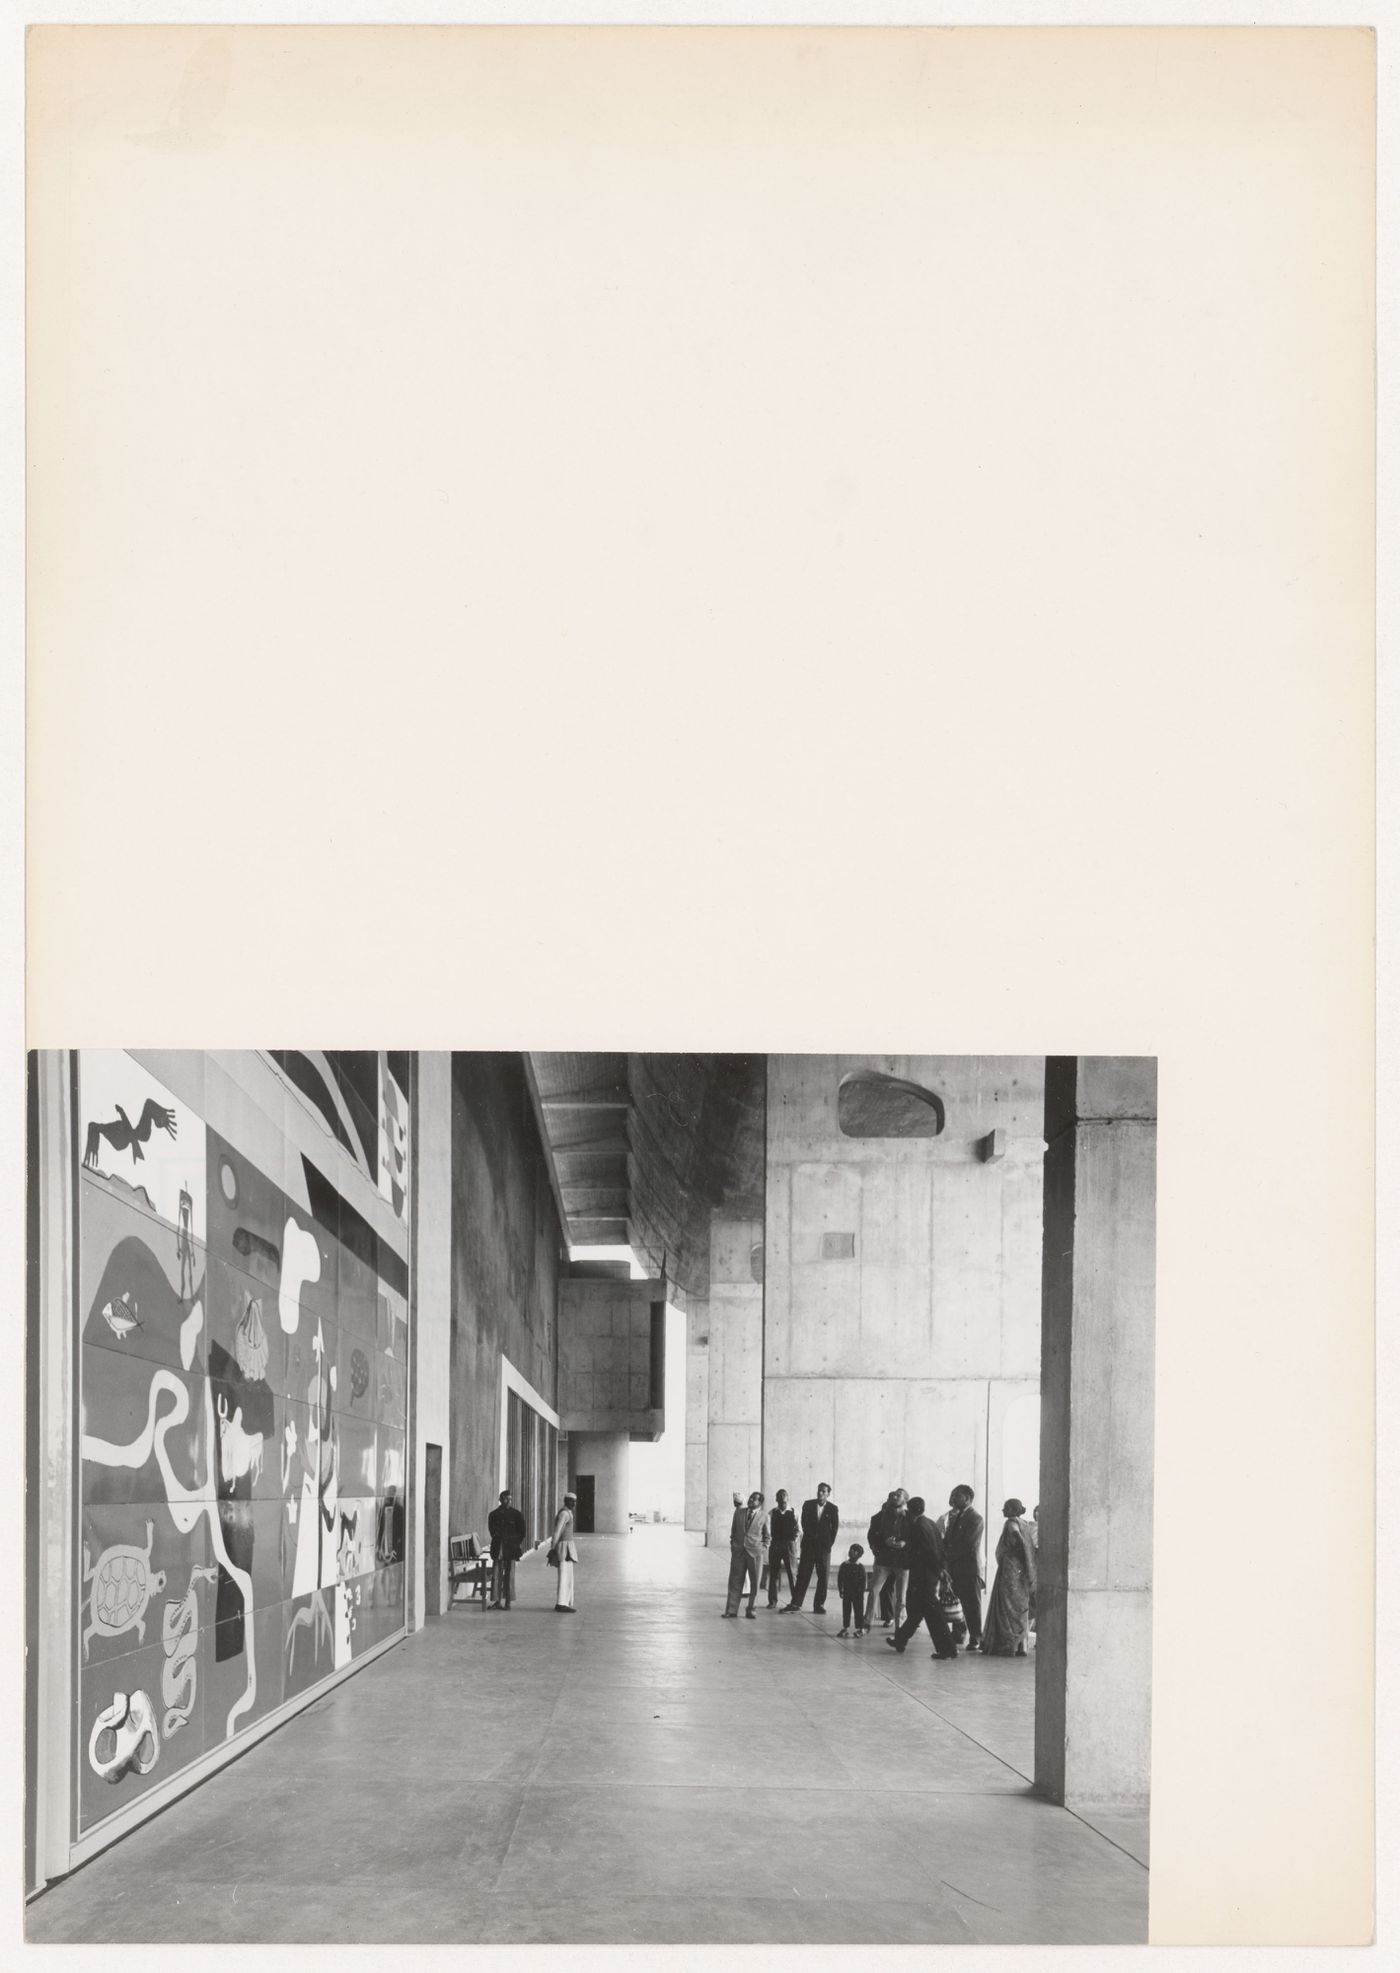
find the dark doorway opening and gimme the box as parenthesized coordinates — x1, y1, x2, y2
(424, 1443, 443, 1616)
(574, 1474, 596, 1534)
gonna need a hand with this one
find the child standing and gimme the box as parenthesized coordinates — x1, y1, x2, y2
(837, 1543, 868, 1637)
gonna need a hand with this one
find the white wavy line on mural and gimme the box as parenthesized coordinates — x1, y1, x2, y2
(82, 1370, 258, 1738)
(178, 1297, 204, 1370)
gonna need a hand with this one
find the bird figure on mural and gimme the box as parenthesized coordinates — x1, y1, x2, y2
(83, 1099, 178, 1170)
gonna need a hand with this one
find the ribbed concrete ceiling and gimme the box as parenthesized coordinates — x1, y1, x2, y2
(526, 1053, 765, 1302)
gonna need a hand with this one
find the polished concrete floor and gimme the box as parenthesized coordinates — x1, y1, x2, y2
(29, 1526, 1148, 1944)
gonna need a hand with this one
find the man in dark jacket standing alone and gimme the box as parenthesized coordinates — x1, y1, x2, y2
(942, 1484, 985, 1651)
(487, 1488, 527, 1610)
(885, 1496, 957, 1658)
(784, 1482, 839, 1614)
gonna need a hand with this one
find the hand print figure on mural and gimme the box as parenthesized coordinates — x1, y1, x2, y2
(83, 1099, 177, 1170)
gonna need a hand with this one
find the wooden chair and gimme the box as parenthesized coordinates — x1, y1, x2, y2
(448, 1533, 493, 1607)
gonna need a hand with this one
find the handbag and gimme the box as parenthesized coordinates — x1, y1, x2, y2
(547, 1546, 560, 1568)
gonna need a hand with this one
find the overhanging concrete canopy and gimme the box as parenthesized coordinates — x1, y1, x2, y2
(526, 1053, 765, 1302)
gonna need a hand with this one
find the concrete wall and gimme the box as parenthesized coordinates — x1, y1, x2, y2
(558, 1275, 664, 1440)
(705, 1217, 764, 1547)
(684, 1303, 709, 1532)
(412, 1052, 453, 1628)
(449, 1053, 563, 1549)
(1035, 1057, 1156, 1806)
(764, 1055, 1044, 1550)
(567, 1429, 630, 1535)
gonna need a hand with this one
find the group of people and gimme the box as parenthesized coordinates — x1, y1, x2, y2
(484, 1488, 581, 1613)
(724, 1481, 1039, 1659)
(483, 1478, 1039, 1653)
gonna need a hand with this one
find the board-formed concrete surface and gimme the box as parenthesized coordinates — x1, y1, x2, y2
(28, 1527, 1148, 1945)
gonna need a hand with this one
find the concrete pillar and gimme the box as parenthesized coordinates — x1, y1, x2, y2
(684, 1302, 709, 1533)
(568, 1428, 630, 1534)
(705, 1216, 763, 1548)
(1035, 1057, 1156, 1807)
(411, 1053, 453, 1628)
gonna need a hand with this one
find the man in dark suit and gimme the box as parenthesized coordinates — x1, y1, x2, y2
(885, 1496, 957, 1658)
(942, 1484, 986, 1650)
(487, 1488, 527, 1610)
(784, 1482, 839, 1614)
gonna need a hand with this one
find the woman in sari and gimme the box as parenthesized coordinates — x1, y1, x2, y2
(980, 1499, 1037, 1656)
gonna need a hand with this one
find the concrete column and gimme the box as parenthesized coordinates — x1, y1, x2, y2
(684, 1302, 709, 1533)
(411, 1053, 453, 1628)
(568, 1428, 630, 1534)
(705, 1217, 763, 1548)
(1035, 1057, 1156, 1807)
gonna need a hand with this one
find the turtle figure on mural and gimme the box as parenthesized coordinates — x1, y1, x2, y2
(82, 1523, 167, 1660)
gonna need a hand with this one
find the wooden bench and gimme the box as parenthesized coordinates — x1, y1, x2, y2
(448, 1533, 493, 1607)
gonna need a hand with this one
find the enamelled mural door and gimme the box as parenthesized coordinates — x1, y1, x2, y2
(74, 1050, 410, 1843)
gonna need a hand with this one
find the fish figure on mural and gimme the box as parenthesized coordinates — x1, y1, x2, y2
(101, 1292, 143, 1341)
(232, 1226, 281, 1273)
(83, 1099, 178, 1170)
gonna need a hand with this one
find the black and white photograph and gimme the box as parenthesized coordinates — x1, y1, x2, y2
(26, 1048, 1154, 1944)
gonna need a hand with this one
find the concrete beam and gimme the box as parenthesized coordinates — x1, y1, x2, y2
(521, 1051, 574, 1256)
